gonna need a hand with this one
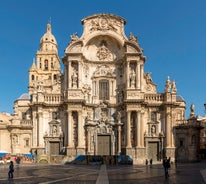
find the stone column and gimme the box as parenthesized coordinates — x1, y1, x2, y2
(38, 112, 43, 147)
(126, 111, 131, 148)
(135, 62, 138, 89)
(140, 64, 144, 91)
(68, 61, 71, 88)
(64, 63, 68, 90)
(166, 112, 171, 147)
(33, 111, 38, 147)
(68, 111, 73, 147)
(135, 111, 141, 147)
(127, 61, 130, 88)
(87, 128, 91, 153)
(77, 111, 84, 147)
(137, 63, 141, 89)
(171, 113, 175, 147)
(140, 111, 144, 147)
(78, 62, 82, 88)
(117, 125, 122, 154)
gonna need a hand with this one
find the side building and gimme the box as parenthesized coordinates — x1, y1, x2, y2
(0, 14, 187, 164)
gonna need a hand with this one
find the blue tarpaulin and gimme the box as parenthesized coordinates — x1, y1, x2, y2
(0, 153, 6, 157)
(23, 154, 33, 159)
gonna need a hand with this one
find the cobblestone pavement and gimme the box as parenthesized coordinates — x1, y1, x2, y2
(0, 161, 205, 184)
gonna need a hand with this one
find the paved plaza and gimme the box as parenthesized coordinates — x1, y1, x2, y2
(0, 161, 206, 184)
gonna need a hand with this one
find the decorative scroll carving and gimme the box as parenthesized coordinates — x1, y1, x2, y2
(82, 84, 91, 102)
(90, 16, 117, 32)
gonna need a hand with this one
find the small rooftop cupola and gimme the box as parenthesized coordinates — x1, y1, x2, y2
(40, 23, 58, 53)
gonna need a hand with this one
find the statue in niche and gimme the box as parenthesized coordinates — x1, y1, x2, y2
(52, 125, 57, 135)
(71, 72, 78, 88)
(130, 69, 136, 88)
(151, 125, 156, 135)
(12, 135, 18, 144)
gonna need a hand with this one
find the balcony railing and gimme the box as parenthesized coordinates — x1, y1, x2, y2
(44, 94, 62, 104)
(144, 94, 164, 102)
(20, 120, 32, 126)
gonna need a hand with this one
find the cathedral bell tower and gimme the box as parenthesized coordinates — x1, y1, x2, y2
(28, 22, 63, 155)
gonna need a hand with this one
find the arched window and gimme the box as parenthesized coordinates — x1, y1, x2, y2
(53, 74, 57, 80)
(99, 79, 109, 100)
(31, 75, 35, 80)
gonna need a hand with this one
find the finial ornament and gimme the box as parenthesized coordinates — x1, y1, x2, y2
(190, 104, 195, 117)
(171, 81, 177, 93)
(47, 21, 51, 33)
(165, 76, 171, 92)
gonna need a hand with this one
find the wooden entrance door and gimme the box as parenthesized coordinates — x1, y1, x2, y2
(148, 142, 158, 161)
(50, 142, 59, 155)
(97, 135, 110, 155)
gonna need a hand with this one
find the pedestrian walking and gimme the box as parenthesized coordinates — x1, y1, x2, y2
(150, 158, 153, 165)
(145, 159, 148, 165)
(8, 161, 14, 179)
(163, 157, 170, 178)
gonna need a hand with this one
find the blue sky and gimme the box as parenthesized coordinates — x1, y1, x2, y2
(0, 0, 206, 117)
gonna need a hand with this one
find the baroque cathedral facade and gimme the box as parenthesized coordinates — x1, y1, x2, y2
(2, 14, 187, 163)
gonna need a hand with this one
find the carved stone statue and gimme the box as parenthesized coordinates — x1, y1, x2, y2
(151, 125, 156, 134)
(165, 76, 171, 92)
(171, 81, 177, 93)
(71, 72, 78, 88)
(130, 69, 136, 88)
(145, 72, 153, 84)
(70, 33, 79, 42)
(129, 32, 137, 42)
(116, 111, 121, 123)
(190, 104, 195, 117)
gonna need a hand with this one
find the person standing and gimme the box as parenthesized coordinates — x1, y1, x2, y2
(163, 157, 170, 178)
(150, 159, 153, 165)
(8, 161, 14, 179)
(145, 159, 148, 165)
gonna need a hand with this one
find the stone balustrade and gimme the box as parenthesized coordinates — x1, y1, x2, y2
(144, 94, 163, 102)
(44, 94, 62, 104)
(21, 120, 32, 126)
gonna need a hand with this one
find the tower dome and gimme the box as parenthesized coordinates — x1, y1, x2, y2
(40, 23, 58, 53)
